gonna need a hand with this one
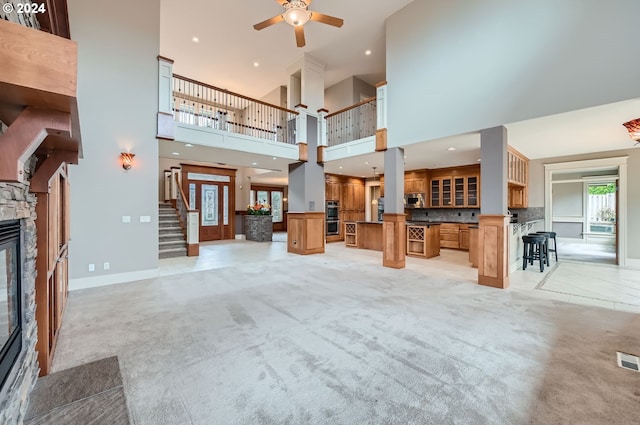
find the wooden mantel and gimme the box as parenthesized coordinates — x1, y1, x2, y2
(0, 19, 82, 182)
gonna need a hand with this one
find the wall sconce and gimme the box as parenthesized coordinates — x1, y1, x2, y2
(120, 152, 135, 170)
(622, 118, 640, 143)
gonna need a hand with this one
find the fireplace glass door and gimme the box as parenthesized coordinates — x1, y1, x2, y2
(0, 220, 21, 390)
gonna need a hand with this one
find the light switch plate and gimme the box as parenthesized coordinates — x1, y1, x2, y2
(140, 215, 151, 223)
(122, 216, 131, 223)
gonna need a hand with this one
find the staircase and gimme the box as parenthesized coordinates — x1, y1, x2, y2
(159, 203, 187, 259)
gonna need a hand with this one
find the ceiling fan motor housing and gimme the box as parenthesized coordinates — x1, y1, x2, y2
(284, 1, 311, 26)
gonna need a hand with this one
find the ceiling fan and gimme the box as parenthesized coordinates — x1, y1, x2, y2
(253, 0, 344, 48)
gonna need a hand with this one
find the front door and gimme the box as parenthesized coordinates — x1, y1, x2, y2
(190, 182, 229, 241)
(182, 165, 235, 241)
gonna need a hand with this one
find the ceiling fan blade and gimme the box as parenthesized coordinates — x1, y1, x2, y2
(253, 14, 284, 30)
(294, 25, 306, 47)
(309, 12, 344, 27)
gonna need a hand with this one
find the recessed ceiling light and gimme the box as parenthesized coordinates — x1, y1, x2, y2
(365, 49, 372, 56)
(404, 155, 407, 159)
(251, 162, 257, 166)
(254, 62, 260, 67)
(339, 166, 343, 169)
(447, 147, 456, 151)
(272, 156, 277, 160)
(192, 36, 199, 43)
(172, 152, 180, 156)
(365, 161, 369, 165)
(184, 143, 193, 147)
(477, 158, 482, 162)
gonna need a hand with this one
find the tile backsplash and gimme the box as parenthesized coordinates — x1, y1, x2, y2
(408, 207, 544, 223)
(409, 208, 480, 223)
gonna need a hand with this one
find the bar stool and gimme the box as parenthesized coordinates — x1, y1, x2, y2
(530, 232, 550, 266)
(522, 234, 547, 272)
(535, 231, 558, 261)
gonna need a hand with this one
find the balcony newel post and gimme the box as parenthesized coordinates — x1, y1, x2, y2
(375, 81, 388, 151)
(157, 56, 175, 140)
(295, 104, 308, 161)
(317, 108, 328, 164)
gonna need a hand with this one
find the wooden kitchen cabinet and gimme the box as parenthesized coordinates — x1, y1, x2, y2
(453, 175, 480, 208)
(507, 147, 529, 208)
(404, 170, 427, 194)
(459, 224, 470, 250)
(440, 223, 460, 248)
(430, 177, 452, 207)
(326, 181, 341, 201)
(439, 223, 471, 251)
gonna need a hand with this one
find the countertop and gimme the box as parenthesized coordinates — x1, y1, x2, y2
(406, 221, 441, 226)
(510, 218, 544, 225)
(409, 220, 477, 225)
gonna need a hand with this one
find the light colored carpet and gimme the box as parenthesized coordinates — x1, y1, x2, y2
(53, 243, 640, 425)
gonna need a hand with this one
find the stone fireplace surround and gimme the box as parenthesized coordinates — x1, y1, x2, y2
(0, 155, 39, 425)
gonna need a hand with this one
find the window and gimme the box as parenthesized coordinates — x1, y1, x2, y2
(587, 182, 616, 234)
(250, 188, 284, 223)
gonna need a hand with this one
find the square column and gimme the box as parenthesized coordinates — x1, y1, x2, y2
(478, 126, 509, 288)
(382, 147, 405, 268)
(287, 115, 325, 255)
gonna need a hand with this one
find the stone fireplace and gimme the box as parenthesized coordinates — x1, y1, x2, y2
(0, 155, 39, 424)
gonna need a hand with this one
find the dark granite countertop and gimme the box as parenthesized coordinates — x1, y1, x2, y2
(353, 221, 383, 224)
(409, 220, 478, 225)
(510, 218, 544, 224)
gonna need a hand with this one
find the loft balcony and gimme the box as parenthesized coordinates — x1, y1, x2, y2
(157, 57, 387, 163)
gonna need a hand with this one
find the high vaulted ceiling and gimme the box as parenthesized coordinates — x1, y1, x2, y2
(160, 0, 415, 100)
(159, 1, 640, 184)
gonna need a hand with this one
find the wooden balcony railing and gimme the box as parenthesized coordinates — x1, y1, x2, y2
(172, 74, 298, 144)
(326, 97, 377, 147)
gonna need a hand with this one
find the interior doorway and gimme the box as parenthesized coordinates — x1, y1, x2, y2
(544, 157, 627, 266)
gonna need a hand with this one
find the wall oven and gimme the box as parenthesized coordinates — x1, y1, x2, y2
(326, 201, 339, 235)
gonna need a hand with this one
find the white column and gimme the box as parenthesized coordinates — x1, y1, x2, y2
(376, 81, 388, 130)
(295, 105, 308, 144)
(157, 56, 174, 140)
(317, 108, 328, 147)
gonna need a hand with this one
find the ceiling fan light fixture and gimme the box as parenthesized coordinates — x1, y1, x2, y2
(283, 1, 310, 26)
(622, 118, 640, 141)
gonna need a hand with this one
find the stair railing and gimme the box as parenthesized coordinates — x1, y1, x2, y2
(175, 173, 199, 256)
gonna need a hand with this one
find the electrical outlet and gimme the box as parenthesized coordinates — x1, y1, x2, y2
(88, 263, 95, 272)
(140, 215, 151, 223)
(103, 262, 110, 270)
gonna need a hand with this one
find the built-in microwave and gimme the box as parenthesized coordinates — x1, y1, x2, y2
(404, 193, 425, 208)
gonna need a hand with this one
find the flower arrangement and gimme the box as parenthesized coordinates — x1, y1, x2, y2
(247, 202, 271, 215)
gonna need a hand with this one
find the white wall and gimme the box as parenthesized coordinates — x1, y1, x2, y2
(387, 0, 640, 146)
(552, 182, 583, 217)
(324, 78, 353, 113)
(324, 76, 376, 113)
(68, 0, 160, 279)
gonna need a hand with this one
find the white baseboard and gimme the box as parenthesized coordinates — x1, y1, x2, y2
(623, 258, 640, 269)
(70, 268, 158, 291)
(235, 234, 246, 240)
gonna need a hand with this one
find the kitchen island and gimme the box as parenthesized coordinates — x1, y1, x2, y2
(345, 221, 383, 251)
(344, 221, 441, 258)
(406, 222, 441, 258)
